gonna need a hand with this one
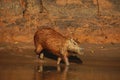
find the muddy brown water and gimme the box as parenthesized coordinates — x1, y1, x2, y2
(0, 43, 120, 80)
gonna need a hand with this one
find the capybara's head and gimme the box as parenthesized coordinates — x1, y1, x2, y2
(67, 39, 84, 55)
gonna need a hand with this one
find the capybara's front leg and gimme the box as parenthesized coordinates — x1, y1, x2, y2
(57, 57, 62, 65)
(63, 56, 69, 66)
(61, 47, 69, 65)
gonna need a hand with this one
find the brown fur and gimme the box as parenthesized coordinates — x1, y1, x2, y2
(34, 28, 82, 65)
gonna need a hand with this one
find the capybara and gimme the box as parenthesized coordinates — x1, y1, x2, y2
(34, 28, 83, 65)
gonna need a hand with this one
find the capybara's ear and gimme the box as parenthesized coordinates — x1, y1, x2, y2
(70, 38, 74, 42)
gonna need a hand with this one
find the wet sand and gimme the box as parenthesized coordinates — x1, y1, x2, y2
(0, 43, 120, 80)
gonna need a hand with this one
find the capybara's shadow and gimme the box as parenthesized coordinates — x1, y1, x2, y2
(42, 50, 83, 64)
(69, 55, 83, 64)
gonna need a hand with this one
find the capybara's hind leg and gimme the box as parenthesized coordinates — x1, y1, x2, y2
(35, 45, 43, 59)
(40, 53, 44, 60)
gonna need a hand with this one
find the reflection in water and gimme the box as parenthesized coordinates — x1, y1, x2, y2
(0, 57, 120, 80)
(0, 63, 69, 80)
(0, 62, 120, 80)
(0, 64, 35, 80)
(0, 43, 120, 80)
(34, 64, 69, 80)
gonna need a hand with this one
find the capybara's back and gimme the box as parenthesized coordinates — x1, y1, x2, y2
(34, 28, 67, 56)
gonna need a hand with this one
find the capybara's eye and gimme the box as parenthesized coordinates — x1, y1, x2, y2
(73, 42, 77, 45)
